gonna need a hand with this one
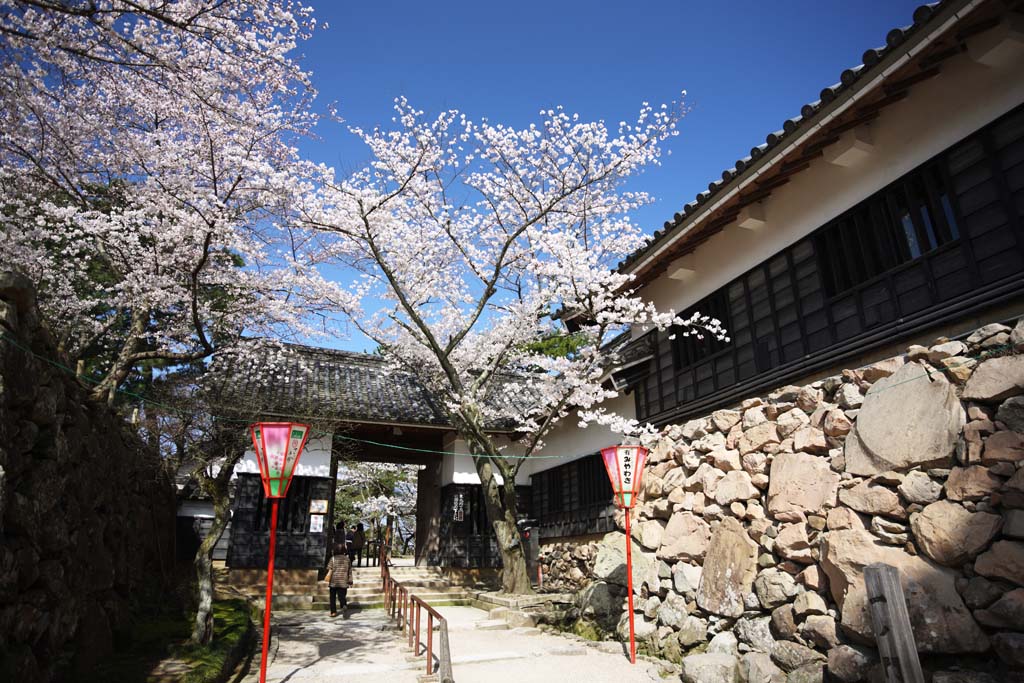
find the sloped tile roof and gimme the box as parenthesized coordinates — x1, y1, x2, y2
(218, 343, 529, 430)
(219, 343, 450, 426)
(618, 1, 955, 273)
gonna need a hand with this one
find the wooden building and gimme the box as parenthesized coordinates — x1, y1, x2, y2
(526, 0, 1024, 543)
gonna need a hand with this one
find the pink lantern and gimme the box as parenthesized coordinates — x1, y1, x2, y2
(600, 444, 649, 509)
(249, 422, 310, 683)
(600, 443, 649, 665)
(250, 422, 310, 498)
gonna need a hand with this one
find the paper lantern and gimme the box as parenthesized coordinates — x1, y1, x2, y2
(249, 422, 310, 498)
(600, 444, 649, 509)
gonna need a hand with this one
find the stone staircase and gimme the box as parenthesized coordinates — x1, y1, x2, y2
(312, 565, 480, 611)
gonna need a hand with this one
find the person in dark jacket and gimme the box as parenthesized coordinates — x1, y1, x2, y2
(351, 522, 366, 566)
(325, 542, 353, 617)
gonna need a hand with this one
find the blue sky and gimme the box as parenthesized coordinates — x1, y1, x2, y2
(298, 0, 923, 350)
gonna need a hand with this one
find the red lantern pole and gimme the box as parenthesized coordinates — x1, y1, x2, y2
(623, 508, 636, 664)
(600, 444, 648, 666)
(259, 499, 280, 683)
(250, 422, 310, 683)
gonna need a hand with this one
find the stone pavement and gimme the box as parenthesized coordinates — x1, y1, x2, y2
(244, 605, 665, 683)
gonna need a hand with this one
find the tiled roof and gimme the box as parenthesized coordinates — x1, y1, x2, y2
(218, 343, 450, 426)
(618, 0, 962, 275)
(217, 343, 527, 430)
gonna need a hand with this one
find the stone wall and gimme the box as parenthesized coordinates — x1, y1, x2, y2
(543, 317, 1024, 682)
(0, 273, 175, 683)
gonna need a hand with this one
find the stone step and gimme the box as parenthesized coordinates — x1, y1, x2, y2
(504, 610, 537, 628)
(318, 583, 468, 594)
(475, 619, 510, 631)
(313, 594, 478, 610)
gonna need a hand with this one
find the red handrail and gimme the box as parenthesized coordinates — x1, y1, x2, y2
(381, 562, 454, 682)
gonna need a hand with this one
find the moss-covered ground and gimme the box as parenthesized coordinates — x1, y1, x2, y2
(81, 599, 252, 683)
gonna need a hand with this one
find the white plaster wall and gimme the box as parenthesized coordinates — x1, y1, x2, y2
(635, 44, 1024, 328)
(177, 500, 215, 518)
(439, 392, 637, 484)
(523, 392, 637, 477)
(441, 432, 532, 486)
(235, 431, 333, 479)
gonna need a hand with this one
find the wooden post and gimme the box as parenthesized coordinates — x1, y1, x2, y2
(863, 563, 925, 683)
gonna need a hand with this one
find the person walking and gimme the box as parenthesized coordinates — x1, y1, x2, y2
(324, 542, 353, 617)
(351, 522, 366, 567)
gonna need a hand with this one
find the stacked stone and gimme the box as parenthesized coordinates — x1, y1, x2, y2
(561, 317, 1024, 683)
(538, 541, 595, 592)
(0, 274, 176, 682)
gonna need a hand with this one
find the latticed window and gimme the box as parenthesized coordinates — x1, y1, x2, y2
(636, 102, 1024, 424)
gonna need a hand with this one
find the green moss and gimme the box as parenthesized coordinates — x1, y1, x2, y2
(80, 599, 251, 683)
(176, 600, 253, 683)
(79, 610, 191, 683)
(570, 619, 605, 641)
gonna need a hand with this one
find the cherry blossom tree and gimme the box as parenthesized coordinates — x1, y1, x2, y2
(0, 0, 344, 645)
(334, 460, 418, 556)
(0, 0, 337, 404)
(302, 97, 726, 593)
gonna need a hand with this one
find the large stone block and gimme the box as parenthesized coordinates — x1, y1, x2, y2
(593, 532, 659, 595)
(820, 529, 988, 653)
(838, 480, 906, 520)
(657, 512, 711, 562)
(713, 470, 759, 505)
(844, 361, 963, 475)
(945, 466, 1004, 501)
(910, 500, 1001, 566)
(697, 517, 758, 617)
(680, 653, 738, 683)
(766, 452, 839, 519)
(963, 355, 1024, 402)
(974, 540, 1024, 586)
(739, 422, 779, 455)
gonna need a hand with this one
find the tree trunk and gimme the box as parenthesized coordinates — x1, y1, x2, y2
(91, 309, 146, 405)
(464, 432, 533, 595)
(189, 429, 246, 645)
(190, 483, 231, 644)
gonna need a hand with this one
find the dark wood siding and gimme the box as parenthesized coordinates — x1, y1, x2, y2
(227, 474, 333, 569)
(436, 484, 530, 568)
(636, 103, 1024, 425)
(531, 453, 616, 540)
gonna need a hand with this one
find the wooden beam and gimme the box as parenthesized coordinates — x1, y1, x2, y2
(864, 563, 925, 683)
(856, 90, 909, 118)
(824, 110, 881, 139)
(736, 186, 774, 207)
(956, 16, 1002, 42)
(758, 161, 810, 188)
(918, 44, 963, 70)
(801, 135, 841, 157)
(882, 66, 941, 96)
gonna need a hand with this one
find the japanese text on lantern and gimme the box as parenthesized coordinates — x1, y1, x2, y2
(619, 448, 635, 490)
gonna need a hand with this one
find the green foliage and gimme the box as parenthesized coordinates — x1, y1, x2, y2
(520, 331, 590, 359)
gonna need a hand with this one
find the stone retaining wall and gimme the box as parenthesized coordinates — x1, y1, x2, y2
(541, 317, 1024, 682)
(0, 273, 175, 683)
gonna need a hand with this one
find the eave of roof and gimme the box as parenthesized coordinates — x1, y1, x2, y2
(618, 0, 999, 287)
(214, 342, 525, 432)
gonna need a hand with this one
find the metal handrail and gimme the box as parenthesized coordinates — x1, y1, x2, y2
(381, 562, 454, 683)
